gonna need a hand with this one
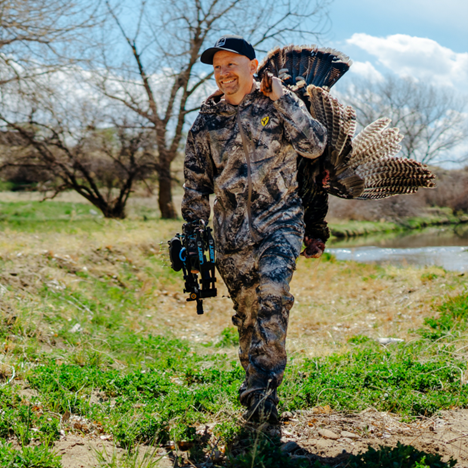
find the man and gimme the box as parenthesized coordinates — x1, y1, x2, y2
(181, 35, 327, 423)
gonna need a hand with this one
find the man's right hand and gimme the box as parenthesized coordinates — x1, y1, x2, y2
(301, 237, 325, 258)
(260, 72, 284, 101)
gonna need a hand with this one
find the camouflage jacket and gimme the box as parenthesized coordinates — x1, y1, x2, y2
(181, 82, 327, 253)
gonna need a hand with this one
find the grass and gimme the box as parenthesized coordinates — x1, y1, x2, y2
(0, 200, 99, 219)
(0, 199, 467, 466)
(93, 444, 163, 468)
(283, 338, 468, 416)
(0, 443, 61, 468)
(418, 292, 468, 340)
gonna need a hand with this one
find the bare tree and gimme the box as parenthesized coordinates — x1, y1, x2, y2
(0, 76, 156, 218)
(95, 0, 332, 218)
(341, 75, 468, 165)
(0, 0, 101, 86)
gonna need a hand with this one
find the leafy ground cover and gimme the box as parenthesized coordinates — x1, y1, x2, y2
(0, 200, 467, 466)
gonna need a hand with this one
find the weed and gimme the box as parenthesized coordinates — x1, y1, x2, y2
(213, 421, 243, 446)
(0, 442, 61, 468)
(0, 385, 61, 445)
(93, 444, 163, 468)
(347, 335, 371, 345)
(320, 252, 336, 262)
(216, 327, 239, 347)
(25, 338, 244, 448)
(421, 272, 439, 282)
(282, 340, 468, 416)
(418, 292, 468, 340)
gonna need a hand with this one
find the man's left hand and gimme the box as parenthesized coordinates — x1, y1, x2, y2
(301, 237, 325, 258)
(260, 72, 284, 101)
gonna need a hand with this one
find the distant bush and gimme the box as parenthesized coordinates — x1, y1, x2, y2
(422, 167, 468, 214)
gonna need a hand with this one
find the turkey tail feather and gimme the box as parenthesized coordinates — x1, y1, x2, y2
(355, 157, 436, 200)
(257, 45, 352, 92)
(303, 86, 436, 200)
(259, 45, 436, 205)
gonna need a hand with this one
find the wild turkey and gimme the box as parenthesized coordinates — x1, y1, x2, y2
(256, 45, 436, 211)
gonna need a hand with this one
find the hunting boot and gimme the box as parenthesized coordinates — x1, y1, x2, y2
(242, 390, 279, 424)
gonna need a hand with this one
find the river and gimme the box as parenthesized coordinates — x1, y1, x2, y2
(327, 225, 468, 272)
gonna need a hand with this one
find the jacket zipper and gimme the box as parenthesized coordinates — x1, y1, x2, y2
(237, 107, 261, 242)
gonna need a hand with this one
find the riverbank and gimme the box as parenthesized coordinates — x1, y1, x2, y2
(329, 211, 468, 239)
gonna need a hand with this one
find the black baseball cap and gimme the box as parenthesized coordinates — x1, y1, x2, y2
(200, 35, 256, 65)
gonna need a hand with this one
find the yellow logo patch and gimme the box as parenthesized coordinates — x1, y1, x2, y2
(261, 116, 269, 127)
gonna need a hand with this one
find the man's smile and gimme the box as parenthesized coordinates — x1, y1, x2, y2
(220, 78, 237, 85)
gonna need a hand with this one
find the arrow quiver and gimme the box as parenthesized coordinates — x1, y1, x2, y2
(168, 220, 217, 315)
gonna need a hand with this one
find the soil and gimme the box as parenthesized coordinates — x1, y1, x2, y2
(273, 407, 468, 467)
(52, 408, 468, 467)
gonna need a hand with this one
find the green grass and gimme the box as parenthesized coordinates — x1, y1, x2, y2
(0, 385, 60, 445)
(0, 442, 61, 468)
(0, 205, 467, 466)
(0, 200, 108, 233)
(24, 339, 244, 448)
(2, 295, 466, 453)
(216, 326, 239, 347)
(283, 339, 468, 416)
(0, 201, 98, 221)
(418, 292, 468, 340)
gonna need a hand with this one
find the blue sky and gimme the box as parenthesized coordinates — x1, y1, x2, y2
(321, 0, 468, 95)
(327, 0, 467, 53)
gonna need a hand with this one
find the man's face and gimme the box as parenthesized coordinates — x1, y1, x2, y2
(213, 50, 258, 105)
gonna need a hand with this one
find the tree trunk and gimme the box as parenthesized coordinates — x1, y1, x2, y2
(92, 200, 127, 219)
(158, 168, 177, 219)
(105, 207, 127, 219)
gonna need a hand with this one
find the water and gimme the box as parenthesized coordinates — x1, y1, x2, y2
(327, 225, 468, 272)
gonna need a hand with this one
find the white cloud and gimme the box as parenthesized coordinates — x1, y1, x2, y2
(347, 33, 468, 93)
(349, 61, 384, 82)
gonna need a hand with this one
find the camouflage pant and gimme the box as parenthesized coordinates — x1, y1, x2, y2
(216, 229, 303, 406)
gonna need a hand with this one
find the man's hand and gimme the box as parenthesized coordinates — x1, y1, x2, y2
(301, 237, 325, 258)
(260, 72, 284, 101)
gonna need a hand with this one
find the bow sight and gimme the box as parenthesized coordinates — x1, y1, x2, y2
(168, 220, 217, 315)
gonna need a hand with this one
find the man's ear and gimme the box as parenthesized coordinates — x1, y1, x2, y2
(250, 59, 259, 75)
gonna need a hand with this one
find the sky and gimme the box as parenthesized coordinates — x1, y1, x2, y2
(316, 0, 468, 166)
(323, 0, 468, 95)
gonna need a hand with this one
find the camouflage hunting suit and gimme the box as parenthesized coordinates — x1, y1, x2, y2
(182, 82, 327, 405)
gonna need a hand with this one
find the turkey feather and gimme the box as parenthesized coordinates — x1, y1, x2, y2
(259, 45, 436, 206)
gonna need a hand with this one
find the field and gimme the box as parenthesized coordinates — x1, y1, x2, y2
(0, 198, 467, 467)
